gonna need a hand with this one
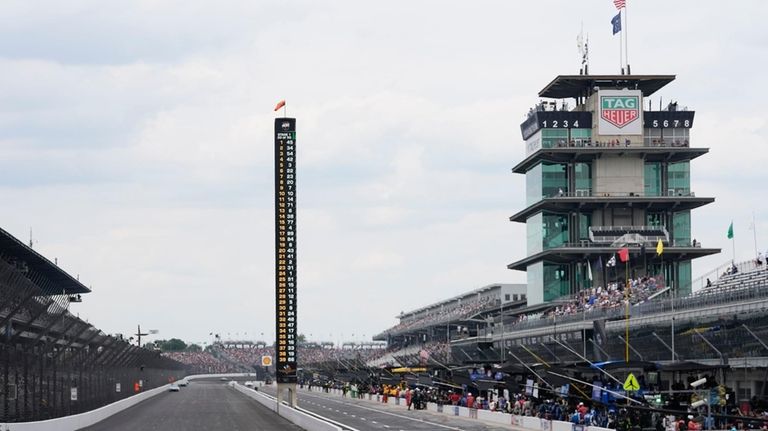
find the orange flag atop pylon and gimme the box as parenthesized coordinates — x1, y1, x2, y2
(274, 100, 286, 111)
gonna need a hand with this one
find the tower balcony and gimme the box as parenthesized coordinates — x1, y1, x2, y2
(507, 243, 720, 271)
(510, 192, 714, 223)
(513, 145, 709, 174)
(589, 225, 669, 246)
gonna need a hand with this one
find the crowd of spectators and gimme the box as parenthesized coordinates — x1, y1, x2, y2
(300, 344, 388, 365)
(162, 351, 238, 374)
(381, 296, 497, 336)
(316, 373, 767, 431)
(218, 346, 273, 367)
(509, 276, 665, 328)
(552, 138, 690, 148)
(186, 343, 390, 368)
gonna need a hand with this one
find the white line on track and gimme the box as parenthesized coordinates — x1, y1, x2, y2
(300, 392, 465, 431)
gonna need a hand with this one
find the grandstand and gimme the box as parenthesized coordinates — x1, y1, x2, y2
(373, 283, 526, 342)
(0, 227, 185, 423)
(295, 72, 768, 415)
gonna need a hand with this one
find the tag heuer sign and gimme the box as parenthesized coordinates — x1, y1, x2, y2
(597, 90, 643, 135)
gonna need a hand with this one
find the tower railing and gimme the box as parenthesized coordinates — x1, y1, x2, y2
(589, 225, 669, 245)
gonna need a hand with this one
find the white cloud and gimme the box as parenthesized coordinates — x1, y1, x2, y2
(0, 0, 765, 344)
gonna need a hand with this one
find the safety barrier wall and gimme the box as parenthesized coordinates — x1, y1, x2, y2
(303, 386, 616, 431)
(0, 383, 170, 431)
(0, 373, 258, 430)
(232, 383, 341, 431)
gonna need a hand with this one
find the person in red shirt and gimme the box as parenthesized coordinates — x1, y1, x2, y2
(467, 393, 479, 419)
(449, 392, 461, 405)
(578, 402, 588, 418)
(405, 389, 412, 410)
(466, 393, 475, 409)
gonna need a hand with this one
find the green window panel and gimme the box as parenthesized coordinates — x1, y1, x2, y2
(647, 212, 664, 227)
(542, 213, 569, 249)
(543, 263, 569, 301)
(668, 162, 690, 196)
(526, 164, 543, 206)
(579, 213, 592, 241)
(575, 162, 592, 195)
(644, 162, 662, 197)
(527, 213, 544, 255)
(542, 163, 568, 198)
(541, 129, 568, 149)
(673, 211, 691, 246)
(570, 129, 592, 139)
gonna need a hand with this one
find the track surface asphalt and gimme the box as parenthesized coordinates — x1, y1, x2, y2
(261, 386, 512, 431)
(82, 378, 515, 431)
(80, 378, 303, 431)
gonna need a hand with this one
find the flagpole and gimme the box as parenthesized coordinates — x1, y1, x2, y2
(618, 13, 623, 74)
(732, 220, 736, 263)
(752, 211, 758, 258)
(671, 278, 676, 362)
(624, 1, 629, 72)
(625, 258, 630, 362)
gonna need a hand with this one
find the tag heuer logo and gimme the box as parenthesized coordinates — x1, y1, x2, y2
(601, 95, 639, 128)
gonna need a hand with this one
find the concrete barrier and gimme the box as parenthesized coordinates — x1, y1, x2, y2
(0, 383, 171, 431)
(0, 373, 261, 431)
(232, 383, 341, 431)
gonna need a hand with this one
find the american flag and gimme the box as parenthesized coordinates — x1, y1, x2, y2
(613, 0, 626, 9)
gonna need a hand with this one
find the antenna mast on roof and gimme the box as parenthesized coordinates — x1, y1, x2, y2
(577, 23, 589, 75)
(29, 228, 34, 249)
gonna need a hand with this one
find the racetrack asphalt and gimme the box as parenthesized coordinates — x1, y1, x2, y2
(80, 378, 304, 431)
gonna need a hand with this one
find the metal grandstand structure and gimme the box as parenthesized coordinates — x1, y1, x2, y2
(347, 265, 768, 404)
(0, 227, 185, 423)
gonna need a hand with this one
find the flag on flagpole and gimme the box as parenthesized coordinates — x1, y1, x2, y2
(611, 12, 622, 35)
(596, 256, 603, 272)
(613, 0, 626, 9)
(618, 247, 630, 263)
(656, 239, 664, 256)
(607, 254, 617, 267)
(274, 100, 286, 111)
(587, 260, 593, 281)
(727, 221, 734, 239)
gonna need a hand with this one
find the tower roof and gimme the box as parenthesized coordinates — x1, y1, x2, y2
(539, 74, 676, 99)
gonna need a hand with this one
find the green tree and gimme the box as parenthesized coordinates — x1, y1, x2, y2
(186, 343, 202, 352)
(156, 338, 187, 352)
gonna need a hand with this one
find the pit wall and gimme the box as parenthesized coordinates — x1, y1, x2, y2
(231, 382, 341, 431)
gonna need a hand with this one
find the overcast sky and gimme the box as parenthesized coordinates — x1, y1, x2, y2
(1, 1, 766, 347)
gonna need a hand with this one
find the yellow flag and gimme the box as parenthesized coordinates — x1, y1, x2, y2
(656, 239, 664, 255)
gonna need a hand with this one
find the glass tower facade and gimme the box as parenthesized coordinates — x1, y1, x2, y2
(511, 75, 719, 304)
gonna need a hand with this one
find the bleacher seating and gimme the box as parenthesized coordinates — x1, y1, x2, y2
(695, 265, 768, 296)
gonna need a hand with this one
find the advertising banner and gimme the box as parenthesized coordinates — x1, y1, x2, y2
(597, 90, 643, 135)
